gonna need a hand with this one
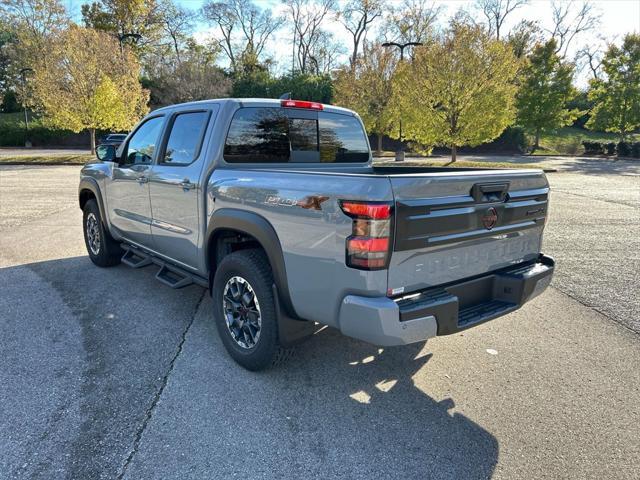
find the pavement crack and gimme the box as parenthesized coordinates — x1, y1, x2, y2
(552, 188, 638, 209)
(116, 288, 207, 480)
(550, 285, 639, 336)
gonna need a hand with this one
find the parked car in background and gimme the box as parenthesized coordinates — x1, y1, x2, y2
(99, 133, 127, 147)
(79, 98, 554, 371)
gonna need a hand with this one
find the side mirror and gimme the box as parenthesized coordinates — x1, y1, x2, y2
(96, 144, 116, 162)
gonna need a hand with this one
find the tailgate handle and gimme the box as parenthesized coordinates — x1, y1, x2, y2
(471, 182, 510, 203)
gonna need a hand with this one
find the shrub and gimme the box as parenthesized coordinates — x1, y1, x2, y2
(617, 141, 632, 157)
(605, 142, 617, 155)
(0, 121, 75, 147)
(582, 141, 604, 155)
(631, 142, 640, 158)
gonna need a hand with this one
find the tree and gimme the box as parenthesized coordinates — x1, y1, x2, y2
(158, 0, 194, 63)
(284, 0, 336, 74)
(516, 39, 579, 149)
(476, 0, 528, 40)
(202, 0, 283, 75)
(231, 71, 333, 103)
(382, 0, 442, 45)
(507, 19, 541, 58)
(31, 26, 149, 153)
(334, 42, 396, 152)
(146, 39, 231, 107)
(81, 0, 163, 54)
(586, 34, 640, 142)
(338, 0, 383, 69)
(392, 21, 519, 162)
(548, 0, 599, 59)
(0, 0, 68, 57)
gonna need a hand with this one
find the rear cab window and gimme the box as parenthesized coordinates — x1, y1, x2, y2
(223, 107, 369, 164)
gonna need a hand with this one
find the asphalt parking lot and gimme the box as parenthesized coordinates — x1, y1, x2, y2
(1, 160, 639, 479)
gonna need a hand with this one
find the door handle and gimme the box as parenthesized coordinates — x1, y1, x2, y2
(180, 179, 195, 191)
(137, 176, 149, 184)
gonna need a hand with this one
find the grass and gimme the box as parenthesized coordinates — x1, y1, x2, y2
(0, 154, 93, 164)
(534, 127, 640, 155)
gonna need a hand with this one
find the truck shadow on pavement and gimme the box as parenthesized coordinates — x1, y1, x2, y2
(0, 256, 498, 480)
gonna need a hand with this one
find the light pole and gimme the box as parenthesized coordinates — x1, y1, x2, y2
(382, 41, 423, 161)
(19, 67, 34, 148)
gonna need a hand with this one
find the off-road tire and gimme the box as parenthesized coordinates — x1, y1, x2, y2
(83, 199, 122, 267)
(212, 249, 292, 371)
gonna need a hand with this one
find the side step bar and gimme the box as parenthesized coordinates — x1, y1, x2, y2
(120, 245, 208, 289)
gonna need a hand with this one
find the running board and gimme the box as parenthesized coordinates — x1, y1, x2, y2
(121, 247, 153, 268)
(155, 264, 193, 289)
(120, 244, 208, 289)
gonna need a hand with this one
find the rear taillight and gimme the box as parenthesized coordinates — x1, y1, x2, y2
(340, 200, 393, 270)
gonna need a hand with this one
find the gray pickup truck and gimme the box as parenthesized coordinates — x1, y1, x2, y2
(79, 98, 554, 370)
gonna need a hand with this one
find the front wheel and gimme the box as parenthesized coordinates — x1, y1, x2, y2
(212, 249, 291, 371)
(82, 199, 122, 267)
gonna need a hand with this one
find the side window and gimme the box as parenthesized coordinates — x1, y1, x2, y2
(224, 108, 289, 163)
(162, 111, 210, 165)
(124, 116, 164, 166)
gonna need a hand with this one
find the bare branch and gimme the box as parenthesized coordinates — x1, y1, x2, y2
(476, 0, 528, 40)
(549, 0, 600, 59)
(339, 0, 383, 69)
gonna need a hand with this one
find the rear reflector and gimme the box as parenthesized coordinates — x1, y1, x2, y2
(281, 100, 324, 110)
(347, 237, 389, 252)
(340, 200, 393, 270)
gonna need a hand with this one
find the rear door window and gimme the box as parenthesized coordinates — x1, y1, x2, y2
(162, 111, 210, 165)
(224, 107, 369, 163)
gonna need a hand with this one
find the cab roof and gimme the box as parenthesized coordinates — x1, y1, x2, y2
(152, 98, 357, 117)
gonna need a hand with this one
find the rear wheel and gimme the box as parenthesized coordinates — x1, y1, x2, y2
(212, 249, 291, 370)
(83, 199, 122, 267)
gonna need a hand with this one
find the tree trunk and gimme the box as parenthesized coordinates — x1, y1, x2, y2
(534, 129, 540, 150)
(451, 145, 457, 163)
(90, 128, 96, 155)
(377, 133, 383, 154)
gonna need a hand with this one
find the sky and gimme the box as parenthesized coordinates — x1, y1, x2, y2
(64, 0, 640, 87)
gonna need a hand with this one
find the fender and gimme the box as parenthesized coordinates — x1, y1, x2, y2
(78, 177, 107, 223)
(206, 208, 300, 320)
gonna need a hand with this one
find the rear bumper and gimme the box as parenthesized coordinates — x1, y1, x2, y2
(338, 254, 554, 346)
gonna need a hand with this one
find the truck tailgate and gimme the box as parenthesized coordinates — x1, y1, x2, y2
(387, 169, 549, 295)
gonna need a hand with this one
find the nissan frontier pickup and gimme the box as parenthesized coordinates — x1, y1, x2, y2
(79, 98, 554, 370)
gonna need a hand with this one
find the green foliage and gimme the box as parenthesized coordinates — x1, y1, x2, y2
(392, 21, 520, 161)
(1, 90, 20, 112)
(144, 39, 231, 107)
(567, 90, 593, 128)
(516, 39, 579, 148)
(81, 0, 163, 51)
(334, 43, 396, 151)
(586, 34, 640, 141)
(31, 26, 149, 151)
(632, 142, 640, 158)
(231, 72, 333, 103)
(0, 113, 74, 146)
